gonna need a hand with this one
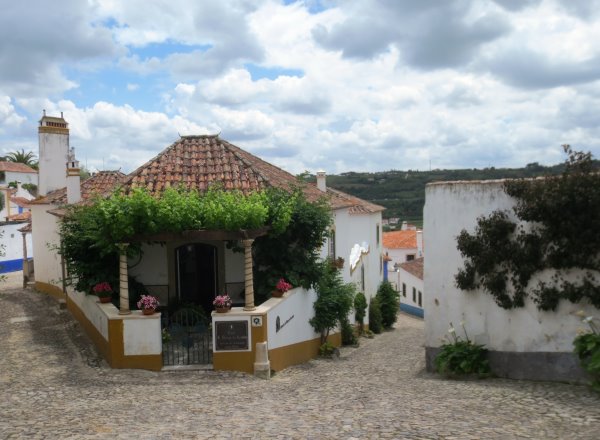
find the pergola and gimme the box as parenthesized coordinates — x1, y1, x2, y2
(117, 226, 270, 315)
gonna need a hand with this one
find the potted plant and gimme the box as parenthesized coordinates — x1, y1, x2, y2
(93, 282, 113, 303)
(272, 278, 292, 298)
(213, 295, 233, 313)
(137, 294, 159, 315)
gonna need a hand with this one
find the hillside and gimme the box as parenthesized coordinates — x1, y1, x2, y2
(319, 162, 577, 225)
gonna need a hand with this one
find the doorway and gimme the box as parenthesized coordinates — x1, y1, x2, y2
(176, 243, 218, 313)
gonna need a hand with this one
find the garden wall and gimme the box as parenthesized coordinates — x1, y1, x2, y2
(423, 180, 595, 382)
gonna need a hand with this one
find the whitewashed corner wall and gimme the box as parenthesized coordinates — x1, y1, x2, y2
(30, 204, 63, 289)
(423, 180, 595, 382)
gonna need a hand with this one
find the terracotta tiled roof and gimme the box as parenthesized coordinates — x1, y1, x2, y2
(383, 230, 418, 249)
(0, 161, 37, 173)
(7, 211, 31, 221)
(399, 257, 424, 280)
(10, 197, 31, 208)
(31, 170, 126, 205)
(121, 135, 382, 213)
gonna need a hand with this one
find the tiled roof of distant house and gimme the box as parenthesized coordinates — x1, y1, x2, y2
(121, 135, 383, 213)
(31, 171, 127, 205)
(0, 161, 37, 173)
(383, 230, 417, 249)
(399, 257, 424, 280)
(10, 197, 31, 208)
(7, 211, 31, 222)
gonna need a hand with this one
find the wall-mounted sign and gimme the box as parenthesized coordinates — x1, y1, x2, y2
(251, 316, 263, 327)
(215, 320, 249, 351)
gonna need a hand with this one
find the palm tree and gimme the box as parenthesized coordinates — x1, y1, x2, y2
(3, 149, 38, 169)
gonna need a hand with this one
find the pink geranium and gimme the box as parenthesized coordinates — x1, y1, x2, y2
(137, 294, 159, 310)
(276, 278, 292, 293)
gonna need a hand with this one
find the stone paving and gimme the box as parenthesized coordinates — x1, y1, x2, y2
(1, 273, 599, 439)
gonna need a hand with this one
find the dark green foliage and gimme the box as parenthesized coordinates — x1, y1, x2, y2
(318, 341, 337, 357)
(455, 146, 600, 311)
(320, 160, 595, 223)
(60, 186, 296, 295)
(3, 148, 38, 168)
(354, 292, 367, 333)
(253, 190, 331, 303)
(341, 318, 358, 346)
(376, 281, 400, 329)
(368, 296, 383, 334)
(573, 317, 600, 391)
(21, 183, 37, 196)
(309, 263, 357, 344)
(435, 340, 490, 376)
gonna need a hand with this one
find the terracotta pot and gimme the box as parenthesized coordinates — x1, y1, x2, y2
(142, 308, 155, 315)
(272, 290, 284, 298)
(215, 306, 231, 313)
(98, 296, 112, 303)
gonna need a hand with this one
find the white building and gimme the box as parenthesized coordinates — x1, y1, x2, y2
(383, 228, 423, 291)
(397, 257, 424, 318)
(424, 179, 595, 382)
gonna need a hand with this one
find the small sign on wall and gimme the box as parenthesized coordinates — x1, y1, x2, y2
(251, 316, 263, 327)
(214, 320, 249, 351)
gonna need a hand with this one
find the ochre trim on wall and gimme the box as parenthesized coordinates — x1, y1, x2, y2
(269, 333, 341, 372)
(67, 295, 162, 371)
(39, 127, 68, 135)
(213, 314, 268, 373)
(35, 281, 65, 300)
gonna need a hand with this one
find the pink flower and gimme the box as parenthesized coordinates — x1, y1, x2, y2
(276, 278, 292, 293)
(213, 295, 232, 308)
(137, 295, 159, 310)
(93, 282, 112, 294)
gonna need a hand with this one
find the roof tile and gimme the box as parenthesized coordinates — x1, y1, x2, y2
(383, 230, 418, 249)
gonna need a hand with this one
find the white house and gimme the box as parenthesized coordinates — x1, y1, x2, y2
(397, 257, 424, 318)
(383, 228, 423, 290)
(29, 115, 385, 373)
(424, 179, 595, 382)
(0, 161, 37, 187)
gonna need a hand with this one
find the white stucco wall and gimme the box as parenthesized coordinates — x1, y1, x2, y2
(3, 171, 37, 186)
(398, 268, 424, 310)
(424, 180, 597, 353)
(224, 246, 244, 283)
(129, 243, 168, 286)
(267, 287, 320, 349)
(1, 222, 32, 259)
(68, 287, 110, 340)
(123, 317, 162, 355)
(38, 131, 69, 196)
(332, 209, 383, 299)
(30, 204, 63, 288)
(385, 248, 418, 268)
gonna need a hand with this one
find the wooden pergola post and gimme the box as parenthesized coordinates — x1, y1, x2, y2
(243, 238, 256, 311)
(118, 243, 131, 315)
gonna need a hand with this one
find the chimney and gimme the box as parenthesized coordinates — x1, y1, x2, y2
(66, 147, 81, 204)
(316, 170, 326, 192)
(417, 230, 423, 257)
(401, 221, 408, 230)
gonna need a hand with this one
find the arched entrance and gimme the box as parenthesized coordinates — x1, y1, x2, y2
(176, 243, 218, 313)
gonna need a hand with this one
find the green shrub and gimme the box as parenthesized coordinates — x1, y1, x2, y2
(341, 318, 358, 346)
(376, 281, 400, 329)
(573, 314, 600, 391)
(368, 296, 383, 334)
(354, 292, 367, 334)
(318, 341, 337, 357)
(434, 323, 490, 377)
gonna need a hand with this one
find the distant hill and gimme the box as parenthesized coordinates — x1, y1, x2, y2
(311, 161, 598, 225)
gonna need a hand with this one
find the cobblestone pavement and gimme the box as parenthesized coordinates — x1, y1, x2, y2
(1, 275, 599, 439)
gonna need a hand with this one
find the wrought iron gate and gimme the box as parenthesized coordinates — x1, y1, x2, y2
(162, 307, 212, 366)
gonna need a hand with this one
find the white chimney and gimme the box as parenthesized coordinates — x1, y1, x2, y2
(417, 230, 423, 257)
(316, 170, 326, 192)
(66, 147, 81, 204)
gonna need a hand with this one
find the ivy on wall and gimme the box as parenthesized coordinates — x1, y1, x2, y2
(455, 146, 600, 311)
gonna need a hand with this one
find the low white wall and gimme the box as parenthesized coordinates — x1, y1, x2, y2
(267, 287, 320, 350)
(424, 180, 597, 353)
(68, 287, 109, 340)
(123, 318, 162, 356)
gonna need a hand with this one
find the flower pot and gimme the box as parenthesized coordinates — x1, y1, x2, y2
(142, 308, 155, 315)
(98, 296, 112, 303)
(272, 290, 284, 298)
(215, 306, 231, 313)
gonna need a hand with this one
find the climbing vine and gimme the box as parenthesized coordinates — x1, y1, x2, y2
(60, 186, 296, 294)
(455, 146, 600, 311)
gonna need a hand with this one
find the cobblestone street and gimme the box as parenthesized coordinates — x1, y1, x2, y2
(1, 274, 599, 439)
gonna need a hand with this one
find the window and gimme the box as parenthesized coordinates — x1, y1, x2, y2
(418, 291, 422, 307)
(376, 223, 380, 246)
(379, 255, 382, 274)
(406, 254, 415, 262)
(412, 287, 416, 302)
(402, 283, 406, 297)
(328, 229, 336, 259)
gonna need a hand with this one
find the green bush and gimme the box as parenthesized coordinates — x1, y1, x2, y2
(376, 281, 400, 329)
(318, 341, 337, 357)
(368, 296, 383, 334)
(573, 314, 600, 391)
(434, 323, 490, 377)
(341, 318, 358, 346)
(354, 292, 367, 334)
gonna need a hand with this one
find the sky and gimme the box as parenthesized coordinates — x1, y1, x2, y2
(1, 0, 600, 175)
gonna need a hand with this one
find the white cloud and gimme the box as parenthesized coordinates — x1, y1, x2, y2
(126, 83, 140, 91)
